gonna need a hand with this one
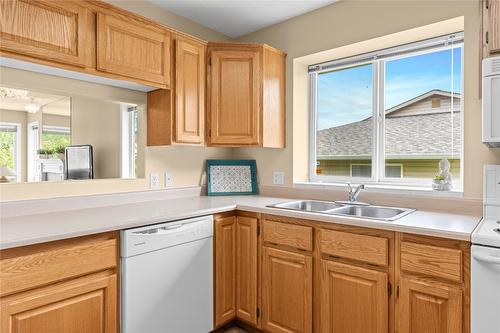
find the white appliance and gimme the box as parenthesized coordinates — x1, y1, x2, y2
(471, 165, 500, 333)
(121, 215, 214, 333)
(482, 56, 500, 147)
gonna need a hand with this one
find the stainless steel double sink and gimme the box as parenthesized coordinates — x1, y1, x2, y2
(267, 200, 415, 221)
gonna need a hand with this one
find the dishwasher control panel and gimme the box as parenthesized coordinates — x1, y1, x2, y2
(120, 215, 214, 258)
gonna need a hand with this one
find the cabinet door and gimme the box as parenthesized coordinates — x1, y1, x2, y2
(0, 0, 89, 67)
(97, 12, 171, 86)
(175, 37, 205, 144)
(320, 260, 388, 333)
(214, 216, 236, 326)
(235, 216, 258, 325)
(398, 277, 462, 333)
(262, 247, 312, 333)
(209, 49, 260, 146)
(490, 0, 500, 54)
(0, 273, 117, 333)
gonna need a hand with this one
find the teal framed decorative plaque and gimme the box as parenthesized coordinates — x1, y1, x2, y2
(206, 160, 258, 196)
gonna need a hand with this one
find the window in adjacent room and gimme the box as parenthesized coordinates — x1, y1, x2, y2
(41, 125, 70, 151)
(310, 32, 463, 189)
(0, 122, 21, 181)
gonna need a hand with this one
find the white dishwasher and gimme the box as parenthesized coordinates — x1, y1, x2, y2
(121, 215, 213, 333)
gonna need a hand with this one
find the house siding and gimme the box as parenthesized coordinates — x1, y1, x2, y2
(317, 158, 460, 179)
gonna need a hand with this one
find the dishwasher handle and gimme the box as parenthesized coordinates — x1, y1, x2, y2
(473, 252, 500, 265)
(132, 222, 192, 235)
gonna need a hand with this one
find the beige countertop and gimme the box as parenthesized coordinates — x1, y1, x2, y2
(0, 195, 481, 249)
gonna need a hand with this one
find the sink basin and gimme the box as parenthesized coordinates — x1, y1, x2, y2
(267, 200, 415, 221)
(328, 205, 415, 221)
(269, 200, 343, 212)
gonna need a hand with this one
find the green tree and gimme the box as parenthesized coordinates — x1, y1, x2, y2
(0, 131, 15, 169)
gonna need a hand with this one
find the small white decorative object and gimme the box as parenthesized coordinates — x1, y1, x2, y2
(432, 159, 453, 191)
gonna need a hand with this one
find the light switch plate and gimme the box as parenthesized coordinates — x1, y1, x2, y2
(164, 171, 173, 188)
(273, 171, 284, 185)
(150, 173, 159, 189)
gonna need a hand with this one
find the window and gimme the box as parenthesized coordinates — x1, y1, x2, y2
(27, 122, 39, 182)
(0, 122, 21, 181)
(42, 126, 70, 151)
(121, 104, 138, 178)
(310, 33, 463, 188)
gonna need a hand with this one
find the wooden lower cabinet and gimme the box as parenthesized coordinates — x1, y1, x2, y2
(1, 272, 117, 333)
(235, 216, 258, 325)
(0, 232, 119, 333)
(320, 260, 388, 333)
(398, 277, 463, 333)
(214, 215, 237, 326)
(262, 247, 312, 333)
(214, 214, 259, 327)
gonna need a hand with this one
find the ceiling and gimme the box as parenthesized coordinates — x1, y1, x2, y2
(148, 0, 336, 38)
(0, 87, 70, 116)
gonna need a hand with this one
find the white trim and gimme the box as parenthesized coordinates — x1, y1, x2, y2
(42, 125, 70, 134)
(120, 104, 137, 179)
(309, 32, 464, 73)
(294, 181, 464, 198)
(27, 121, 39, 182)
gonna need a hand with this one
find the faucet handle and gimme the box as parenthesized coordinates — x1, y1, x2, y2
(346, 182, 353, 193)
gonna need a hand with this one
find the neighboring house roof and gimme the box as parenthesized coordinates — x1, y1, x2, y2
(317, 90, 461, 159)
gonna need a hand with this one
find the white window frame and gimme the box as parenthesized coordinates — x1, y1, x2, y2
(0, 122, 21, 182)
(42, 125, 70, 135)
(120, 104, 137, 179)
(308, 33, 464, 189)
(27, 121, 39, 182)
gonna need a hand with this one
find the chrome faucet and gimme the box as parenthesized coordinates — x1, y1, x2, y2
(347, 183, 365, 203)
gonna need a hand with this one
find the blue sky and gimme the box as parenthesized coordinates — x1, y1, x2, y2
(317, 47, 462, 130)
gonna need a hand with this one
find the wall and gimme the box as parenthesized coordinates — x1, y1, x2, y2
(235, 0, 500, 200)
(71, 97, 121, 179)
(0, 1, 233, 201)
(105, 0, 232, 42)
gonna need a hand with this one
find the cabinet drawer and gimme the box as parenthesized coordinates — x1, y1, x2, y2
(262, 220, 313, 251)
(400, 241, 462, 282)
(0, 233, 118, 297)
(320, 229, 388, 266)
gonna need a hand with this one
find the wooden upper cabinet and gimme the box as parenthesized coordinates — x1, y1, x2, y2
(214, 216, 237, 327)
(489, 0, 500, 54)
(0, 0, 90, 67)
(262, 247, 312, 333)
(235, 216, 258, 326)
(97, 12, 171, 87)
(174, 36, 205, 144)
(398, 277, 463, 333)
(320, 260, 388, 333)
(209, 47, 261, 146)
(207, 43, 286, 148)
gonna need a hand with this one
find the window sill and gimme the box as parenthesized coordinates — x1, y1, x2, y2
(293, 181, 464, 198)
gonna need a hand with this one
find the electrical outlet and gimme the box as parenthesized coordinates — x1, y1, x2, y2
(273, 171, 284, 185)
(164, 171, 173, 188)
(150, 173, 159, 189)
